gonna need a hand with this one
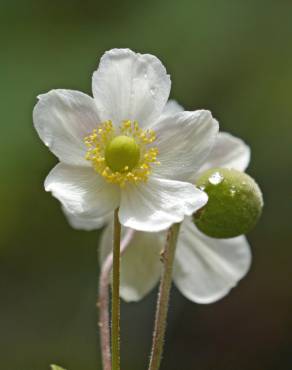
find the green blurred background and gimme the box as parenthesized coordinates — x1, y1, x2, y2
(1, 1, 291, 369)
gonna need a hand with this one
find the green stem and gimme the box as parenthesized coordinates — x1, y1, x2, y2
(148, 223, 181, 370)
(111, 209, 121, 370)
(98, 228, 134, 370)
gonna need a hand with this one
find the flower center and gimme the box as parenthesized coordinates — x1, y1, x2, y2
(105, 135, 140, 172)
(84, 120, 159, 186)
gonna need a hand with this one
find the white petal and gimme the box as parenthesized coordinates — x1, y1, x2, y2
(92, 49, 171, 127)
(120, 231, 164, 301)
(100, 225, 164, 302)
(173, 217, 252, 304)
(119, 176, 208, 232)
(162, 99, 184, 116)
(153, 110, 219, 182)
(99, 223, 113, 265)
(197, 132, 251, 177)
(33, 90, 101, 165)
(62, 207, 112, 231)
(45, 163, 120, 218)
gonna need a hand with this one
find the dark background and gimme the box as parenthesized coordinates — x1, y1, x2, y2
(1, 1, 291, 369)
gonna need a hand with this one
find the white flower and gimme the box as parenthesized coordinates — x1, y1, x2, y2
(33, 49, 218, 232)
(98, 128, 252, 304)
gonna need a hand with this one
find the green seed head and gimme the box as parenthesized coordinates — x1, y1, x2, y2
(194, 168, 263, 238)
(105, 135, 140, 172)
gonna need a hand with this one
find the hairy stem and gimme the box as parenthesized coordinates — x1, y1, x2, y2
(111, 209, 121, 370)
(148, 223, 181, 370)
(98, 227, 134, 370)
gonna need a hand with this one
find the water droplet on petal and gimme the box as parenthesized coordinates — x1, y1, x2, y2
(150, 87, 156, 96)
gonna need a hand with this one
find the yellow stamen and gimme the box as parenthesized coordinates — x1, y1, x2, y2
(84, 120, 159, 187)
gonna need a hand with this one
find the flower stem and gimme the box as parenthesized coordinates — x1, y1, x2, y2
(98, 260, 111, 370)
(148, 223, 181, 370)
(112, 208, 121, 370)
(98, 228, 134, 370)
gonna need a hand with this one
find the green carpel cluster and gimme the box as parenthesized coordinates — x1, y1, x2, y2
(194, 168, 263, 238)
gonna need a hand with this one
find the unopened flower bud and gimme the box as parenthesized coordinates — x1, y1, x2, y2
(194, 168, 263, 238)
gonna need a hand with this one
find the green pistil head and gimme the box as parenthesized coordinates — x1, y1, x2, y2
(194, 168, 263, 238)
(105, 135, 140, 173)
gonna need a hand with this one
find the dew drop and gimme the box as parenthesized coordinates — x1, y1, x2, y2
(208, 172, 223, 185)
(150, 87, 156, 96)
(230, 189, 236, 197)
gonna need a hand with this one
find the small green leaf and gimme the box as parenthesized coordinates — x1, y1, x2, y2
(51, 365, 66, 370)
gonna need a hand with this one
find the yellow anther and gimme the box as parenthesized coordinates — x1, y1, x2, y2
(84, 120, 160, 186)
